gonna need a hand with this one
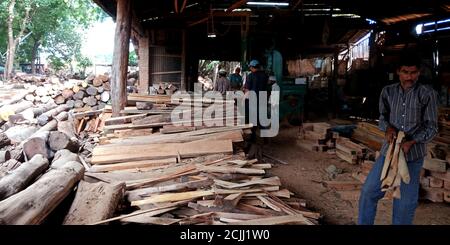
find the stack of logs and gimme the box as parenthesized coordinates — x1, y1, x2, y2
(17, 74, 111, 111)
(297, 122, 339, 153)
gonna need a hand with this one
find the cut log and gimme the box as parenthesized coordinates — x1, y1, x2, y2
(73, 91, 86, 100)
(100, 91, 110, 102)
(40, 96, 51, 104)
(66, 100, 75, 109)
(62, 89, 74, 99)
(136, 102, 153, 110)
(17, 103, 54, 122)
(58, 120, 77, 139)
(4, 125, 38, 143)
(86, 86, 98, 96)
(93, 77, 103, 87)
(0, 151, 11, 163)
(97, 86, 105, 94)
(63, 181, 125, 225)
(51, 149, 80, 169)
(86, 96, 98, 107)
(37, 104, 70, 126)
(102, 82, 111, 91)
(74, 100, 84, 108)
(0, 159, 22, 178)
(0, 155, 49, 201)
(0, 161, 84, 224)
(0, 100, 34, 121)
(48, 131, 79, 152)
(25, 94, 35, 102)
(72, 85, 80, 93)
(23, 131, 50, 159)
(55, 111, 69, 121)
(54, 95, 66, 105)
(0, 133, 11, 148)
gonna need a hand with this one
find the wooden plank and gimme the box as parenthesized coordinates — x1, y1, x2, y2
(89, 200, 187, 225)
(228, 214, 314, 225)
(214, 176, 280, 189)
(131, 187, 280, 206)
(88, 158, 177, 172)
(91, 139, 233, 165)
(422, 187, 444, 202)
(104, 113, 147, 126)
(126, 178, 214, 202)
(429, 177, 444, 188)
(423, 158, 447, 173)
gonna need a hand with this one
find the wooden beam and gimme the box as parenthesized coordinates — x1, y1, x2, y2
(138, 31, 150, 94)
(227, 0, 248, 12)
(111, 0, 132, 116)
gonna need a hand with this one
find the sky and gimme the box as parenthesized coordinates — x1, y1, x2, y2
(81, 17, 116, 64)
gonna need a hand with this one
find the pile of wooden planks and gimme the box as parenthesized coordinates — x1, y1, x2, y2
(335, 137, 372, 165)
(84, 122, 320, 225)
(351, 122, 384, 152)
(297, 122, 339, 153)
(420, 143, 450, 203)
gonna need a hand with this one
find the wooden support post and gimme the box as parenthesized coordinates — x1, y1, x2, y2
(111, 0, 132, 116)
(181, 29, 186, 91)
(138, 31, 150, 94)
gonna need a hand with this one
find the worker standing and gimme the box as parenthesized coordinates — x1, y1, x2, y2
(358, 50, 438, 225)
(229, 67, 243, 91)
(214, 69, 231, 96)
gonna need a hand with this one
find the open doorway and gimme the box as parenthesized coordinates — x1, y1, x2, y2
(197, 60, 241, 91)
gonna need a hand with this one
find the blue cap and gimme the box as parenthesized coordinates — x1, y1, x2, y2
(249, 60, 259, 67)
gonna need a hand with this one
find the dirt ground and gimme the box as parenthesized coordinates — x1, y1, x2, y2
(264, 125, 450, 225)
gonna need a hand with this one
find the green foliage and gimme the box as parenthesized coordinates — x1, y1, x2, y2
(129, 50, 138, 67)
(0, 0, 106, 72)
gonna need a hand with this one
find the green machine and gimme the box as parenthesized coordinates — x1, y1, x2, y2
(276, 78, 307, 124)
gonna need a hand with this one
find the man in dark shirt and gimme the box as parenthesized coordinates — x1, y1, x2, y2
(358, 51, 438, 225)
(243, 60, 268, 160)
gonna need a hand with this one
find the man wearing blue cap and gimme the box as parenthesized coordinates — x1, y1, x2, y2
(244, 60, 268, 151)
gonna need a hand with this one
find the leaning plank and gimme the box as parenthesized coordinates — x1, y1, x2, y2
(197, 166, 265, 175)
(0, 161, 84, 224)
(91, 139, 233, 165)
(228, 214, 314, 225)
(126, 178, 214, 202)
(90, 200, 188, 225)
(63, 181, 125, 225)
(0, 155, 49, 200)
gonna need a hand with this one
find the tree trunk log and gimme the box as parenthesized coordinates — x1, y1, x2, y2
(23, 131, 50, 159)
(62, 89, 74, 99)
(54, 95, 66, 105)
(48, 131, 79, 152)
(63, 181, 125, 225)
(0, 151, 11, 163)
(51, 149, 80, 169)
(86, 86, 98, 96)
(0, 159, 22, 178)
(19, 102, 57, 121)
(0, 133, 11, 148)
(57, 120, 77, 139)
(0, 154, 49, 201)
(37, 104, 69, 126)
(0, 161, 84, 224)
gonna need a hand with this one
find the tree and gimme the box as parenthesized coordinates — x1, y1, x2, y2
(3, 0, 31, 79)
(0, 0, 105, 78)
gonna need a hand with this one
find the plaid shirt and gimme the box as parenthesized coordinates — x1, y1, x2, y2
(379, 82, 438, 161)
